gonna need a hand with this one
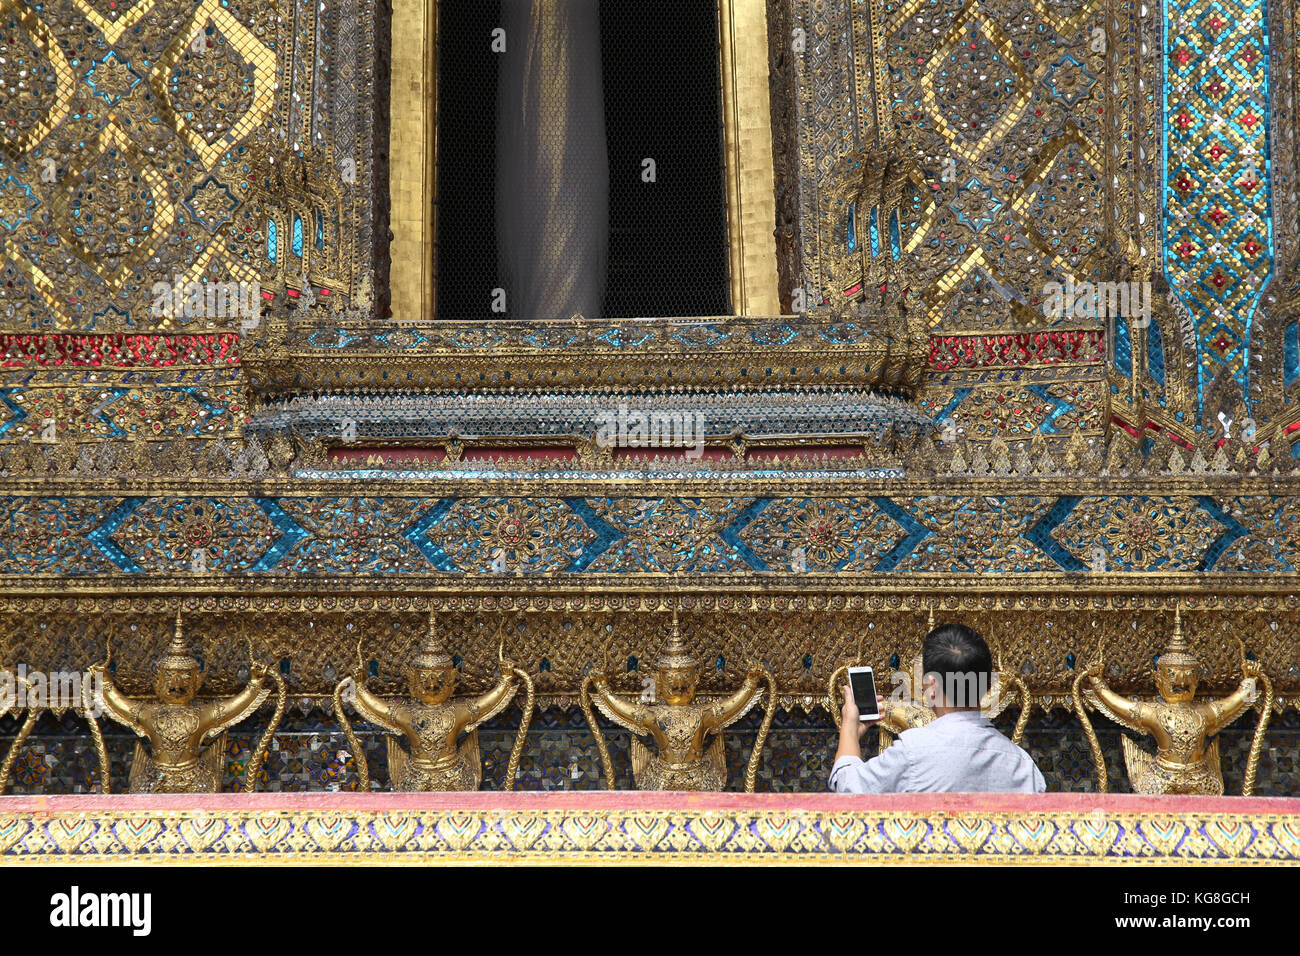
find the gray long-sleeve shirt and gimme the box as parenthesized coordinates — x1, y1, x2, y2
(829, 710, 1046, 794)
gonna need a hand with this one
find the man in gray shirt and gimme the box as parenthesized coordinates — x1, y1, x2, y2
(829, 623, 1045, 793)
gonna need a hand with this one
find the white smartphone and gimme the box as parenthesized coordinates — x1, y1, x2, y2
(848, 666, 881, 721)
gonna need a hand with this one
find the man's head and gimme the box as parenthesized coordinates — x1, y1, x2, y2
(921, 623, 993, 711)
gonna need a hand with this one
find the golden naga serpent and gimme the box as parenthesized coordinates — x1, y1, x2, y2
(83, 706, 111, 795)
(78, 622, 112, 793)
(334, 636, 372, 791)
(988, 626, 1033, 747)
(495, 627, 537, 791)
(826, 662, 854, 723)
(503, 668, 536, 792)
(1072, 659, 1109, 794)
(242, 627, 288, 792)
(743, 665, 777, 794)
(0, 710, 41, 794)
(1239, 638, 1274, 798)
(1073, 617, 1110, 792)
(580, 671, 618, 789)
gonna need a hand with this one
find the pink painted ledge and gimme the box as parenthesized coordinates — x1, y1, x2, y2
(1, 791, 1296, 814)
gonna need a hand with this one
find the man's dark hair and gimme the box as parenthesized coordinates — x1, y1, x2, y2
(922, 623, 993, 709)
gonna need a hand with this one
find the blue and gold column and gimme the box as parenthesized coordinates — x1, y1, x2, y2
(1162, 0, 1274, 422)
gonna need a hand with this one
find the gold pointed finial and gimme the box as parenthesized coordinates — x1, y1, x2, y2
(1158, 605, 1198, 668)
(412, 610, 453, 669)
(158, 610, 199, 672)
(656, 606, 696, 671)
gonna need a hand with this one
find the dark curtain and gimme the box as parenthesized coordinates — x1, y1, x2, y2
(496, 0, 609, 319)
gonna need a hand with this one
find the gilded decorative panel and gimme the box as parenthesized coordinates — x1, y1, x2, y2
(0, 0, 378, 333)
(787, 0, 1291, 434)
(0, 793, 1297, 863)
(2, 0, 1300, 809)
(0, 490, 1289, 580)
(792, 0, 1121, 330)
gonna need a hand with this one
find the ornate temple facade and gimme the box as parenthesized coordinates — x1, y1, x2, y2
(0, 0, 1298, 862)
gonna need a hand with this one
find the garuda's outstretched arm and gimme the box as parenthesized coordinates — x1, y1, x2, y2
(879, 698, 931, 733)
(350, 680, 410, 736)
(705, 668, 763, 731)
(91, 667, 149, 737)
(459, 670, 518, 734)
(589, 673, 653, 734)
(200, 672, 270, 739)
(1086, 672, 1149, 735)
(1203, 672, 1260, 735)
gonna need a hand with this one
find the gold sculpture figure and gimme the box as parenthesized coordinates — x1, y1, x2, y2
(1075, 609, 1267, 795)
(90, 612, 281, 793)
(581, 610, 774, 792)
(826, 616, 1031, 747)
(334, 613, 535, 791)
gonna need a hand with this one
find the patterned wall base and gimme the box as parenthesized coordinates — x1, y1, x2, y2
(0, 791, 1296, 863)
(5, 709, 1296, 796)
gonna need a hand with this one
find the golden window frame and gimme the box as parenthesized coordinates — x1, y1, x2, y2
(387, 0, 781, 323)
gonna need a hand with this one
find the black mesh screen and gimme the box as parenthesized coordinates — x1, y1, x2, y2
(435, 0, 501, 323)
(597, 0, 730, 318)
(435, 0, 731, 320)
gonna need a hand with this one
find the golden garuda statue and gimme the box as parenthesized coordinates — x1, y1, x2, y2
(1075, 609, 1273, 795)
(581, 610, 774, 792)
(333, 613, 535, 791)
(91, 612, 284, 793)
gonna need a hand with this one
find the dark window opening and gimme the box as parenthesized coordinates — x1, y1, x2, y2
(435, 0, 731, 320)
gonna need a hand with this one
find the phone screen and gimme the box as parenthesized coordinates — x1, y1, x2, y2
(848, 668, 880, 721)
